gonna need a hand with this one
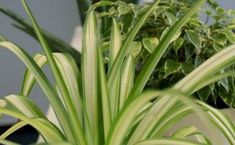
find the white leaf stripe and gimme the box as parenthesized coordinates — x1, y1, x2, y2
(0, 40, 74, 142)
(0, 108, 65, 142)
(4, 95, 45, 118)
(119, 55, 134, 110)
(82, 8, 99, 145)
(108, 18, 122, 119)
(21, 1, 84, 144)
(134, 139, 207, 145)
(21, 53, 47, 96)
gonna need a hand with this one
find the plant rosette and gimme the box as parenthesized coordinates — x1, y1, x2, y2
(0, 0, 235, 145)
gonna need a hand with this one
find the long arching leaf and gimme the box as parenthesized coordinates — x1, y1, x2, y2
(21, 1, 84, 144)
(134, 139, 206, 145)
(0, 108, 65, 143)
(0, 39, 73, 141)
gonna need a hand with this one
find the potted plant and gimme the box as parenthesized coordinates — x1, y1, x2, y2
(0, 0, 235, 145)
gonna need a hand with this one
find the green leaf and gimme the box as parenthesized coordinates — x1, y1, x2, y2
(130, 0, 206, 98)
(218, 75, 229, 92)
(21, 53, 47, 96)
(117, 3, 130, 16)
(176, 44, 235, 94)
(193, 70, 235, 93)
(142, 37, 159, 54)
(2, 95, 45, 118)
(109, 18, 122, 69)
(197, 101, 235, 144)
(108, 18, 122, 119)
(97, 47, 111, 139)
(37, 142, 73, 145)
(150, 105, 193, 138)
(211, 33, 227, 46)
(197, 86, 211, 102)
(107, 90, 214, 145)
(131, 41, 142, 58)
(180, 62, 194, 75)
(173, 37, 184, 54)
(82, 8, 99, 145)
(134, 138, 207, 145)
(0, 40, 73, 141)
(108, 0, 161, 90)
(171, 126, 210, 144)
(164, 59, 180, 78)
(119, 55, 135, 109)
(0, 108, 65, 143)
(106, 91, 173, 145)
(165, 11, 177, 25)
(217, 29, 235, 43)
(186, 30, 202, 54)
(21, 1, 84, 144)
(160, 27, 181, 42)
(212, 42, 223, 52)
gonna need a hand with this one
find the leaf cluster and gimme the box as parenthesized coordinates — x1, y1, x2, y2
(97, 0, 235, 108)
(0, 0, 235, 145)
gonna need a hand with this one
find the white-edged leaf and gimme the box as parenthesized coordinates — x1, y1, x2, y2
(119, 55, 135, 109)
(2, 95, 45, 118)
(108, 0, 161, 92)
(0, 40, 73, 140)
(129, 0, 206, 98)
(82, 9, 99, 145)
(53, 53, 83, 123)
(21, 1, 84, 143)
(186, 30, 202, 54)
(0, 108, 65, 143)
(108, 18, 122, 119)
(131, 41, 142, 58)
(171, 126, 210, 144)
(21, 53, 47, 96)
(97, 45, 111, 139)
(165, 11, 177, 25)
(134, 138, 206, 145)
(197, 101, 235, 144)
(142, 37, 159, 54)
(109, 18, 122, 69)
(164, 59, 180, 78)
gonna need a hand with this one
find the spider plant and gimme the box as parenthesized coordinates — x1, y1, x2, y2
(0, 0, 235, 145)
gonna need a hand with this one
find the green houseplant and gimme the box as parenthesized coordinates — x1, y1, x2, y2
(0, 0, 235, 145)
(2, 0, 234, 108)
(93, 0, 235, 108)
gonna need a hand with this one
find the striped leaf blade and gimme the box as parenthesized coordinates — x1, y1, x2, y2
(2, 95, 45, 118)
(171, 126, 210, 144)
(0, 108, 65, 143)
(21, 1, 84, 144)
(108, 18, 122, 119)
(81, 8, 99, 145)
(21, 53, 47, 96)
(97, 47, 112, 139)
(108, 0, 161, 89)
(134, 139, 207, 145)
(130, 0, 206, 98)
(119, 55, 135, 110)
(0, 39, 73, 142)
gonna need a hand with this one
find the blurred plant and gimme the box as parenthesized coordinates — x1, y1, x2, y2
(95, 0, 235, 108)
